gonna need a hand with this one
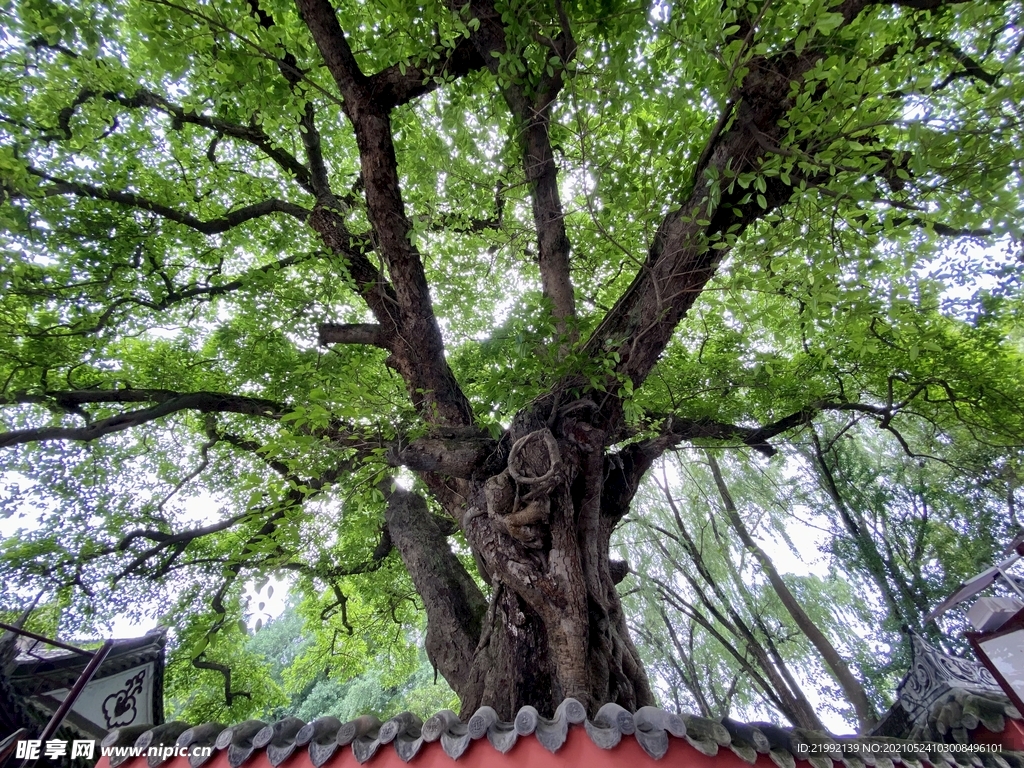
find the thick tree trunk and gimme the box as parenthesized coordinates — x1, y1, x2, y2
(459, 421, 653, 716)
(388, 400, 655, 719)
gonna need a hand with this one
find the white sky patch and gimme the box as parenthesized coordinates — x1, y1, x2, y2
(0, 473, 47, 540)
(245, 575, 290, 630)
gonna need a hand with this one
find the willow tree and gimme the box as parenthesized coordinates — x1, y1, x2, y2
(1, 0, 1022, 721)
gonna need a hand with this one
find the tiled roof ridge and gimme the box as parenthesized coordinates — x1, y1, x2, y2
(102, 695, 1024, 768)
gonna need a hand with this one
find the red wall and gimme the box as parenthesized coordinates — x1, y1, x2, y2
(973, 721, 1024, 752)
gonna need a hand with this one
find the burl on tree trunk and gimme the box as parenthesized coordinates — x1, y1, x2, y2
(386, 394, 657, 721)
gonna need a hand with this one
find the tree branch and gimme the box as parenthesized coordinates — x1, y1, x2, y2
(297, 0, 474, 426)
(38, 251, 327, 337)
(384, 489, 488, 696)
(387, 435, 498, 477)
(25, 168, 309, 233)
(458, 0, 577, 343)
(892, 216, 994, 238)
(0, 390, 281, 448)
(317, 323, 387, 347)
(192, 657, 252, 706)
(51, 88, 315, 194)
(581, 0, 983, 419)
(293, 0, 368, 109)
(244, 0, 334, 199)
(873, 0, 973, 9)
(115, 510, 255, 582)
(367, 37, 487, 110)
(608, 383, 950, 500)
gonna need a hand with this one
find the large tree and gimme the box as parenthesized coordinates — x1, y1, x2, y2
(1, 0, 1022, 722)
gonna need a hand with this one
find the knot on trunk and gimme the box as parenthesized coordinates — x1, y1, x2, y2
(507, 428, 560, 487)
(484, 428, 562, 549)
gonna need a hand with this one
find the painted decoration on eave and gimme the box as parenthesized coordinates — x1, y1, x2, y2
(9, 627, 166, 739)
(40, 661, 155, 732)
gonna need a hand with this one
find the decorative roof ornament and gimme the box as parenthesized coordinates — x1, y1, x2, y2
(897, 630, 1002, 724)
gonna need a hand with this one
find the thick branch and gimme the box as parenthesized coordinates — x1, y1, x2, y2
(26, 168, 309, 233)
(458, 0, 577, 341)
(317, 323, 387, 347)
(0, 388, 277, 408)
(387, 435, 498, 477)
(54, 88, 314, 193)
(115, 511, 254, 582)
(244, 0, 335, 198)
(293, 0, 368, 108)
(51, 251, 325, 337)
(368, 37, 487, 109)
(894, 216, 994, 238)
(384, 489, 488, 695)
(874, 0, 972, 9)
(583, 0, 963, 413)
(192, 657, 252, 706)
(609, 388, 939, 504)
(0, 390, 281, 448)
(297, 0, 473, 426)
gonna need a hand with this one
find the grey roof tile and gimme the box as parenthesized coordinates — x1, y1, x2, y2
(138, 721, 191, 766)
(721, 717, 771, 754)
(214, 719, 266, 768)
(439, 725, 471, 760)
(350, 720, 384, 765)
(513, 705, 539, 735)
(532, 698, 585, 754)
(422, 710, 460, 742)
(179, 723, 224, 768)
(338, 714, 381, 746)
(770, 746, 798, 768)
(467, 706, 498, 740)
(296, 716, 343, 768)
(379, 712, 422, 744)
(483, 719, 518, 754)
(170, 723, 222, 768)
(379, 712, 424, 762)
(584, 702, 637, 749)
(394, 729, 426, 762)
(253, 716, 305, 766)
(101, 723, 153, 768)
(632, 707, 687, 759)
(121, 694, 1024, 767)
